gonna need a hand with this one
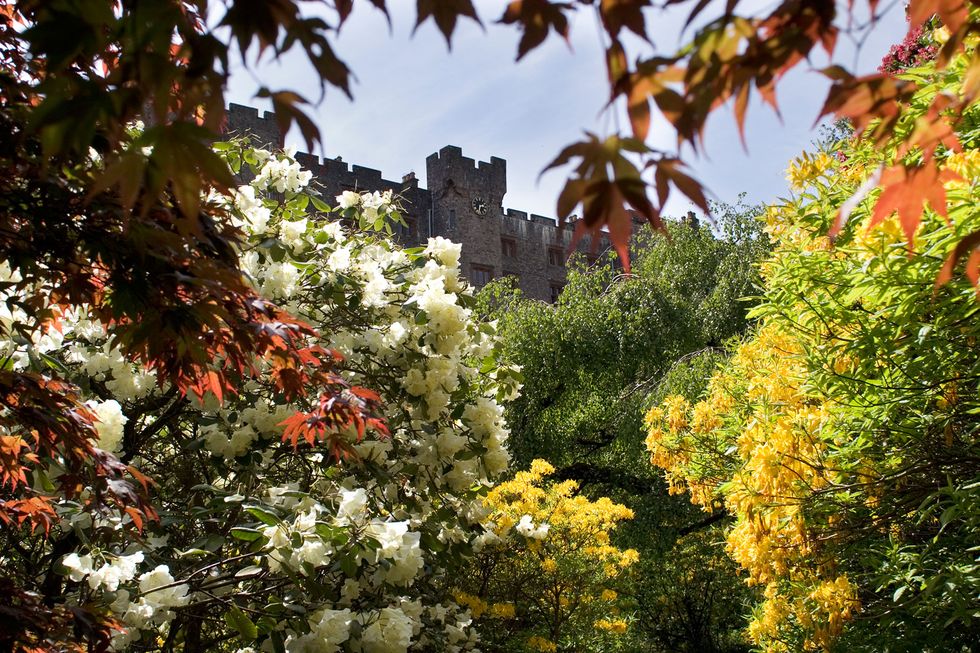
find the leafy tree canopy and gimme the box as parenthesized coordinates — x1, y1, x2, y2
(8, 1, 978, 274)
(477, 201, 770, 651)
(647, 34, 980, 652)
(1, 139, 521, 651)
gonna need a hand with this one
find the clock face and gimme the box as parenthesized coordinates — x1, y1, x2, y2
(471, 197, 488, 216)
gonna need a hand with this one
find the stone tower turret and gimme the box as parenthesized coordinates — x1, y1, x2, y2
(425, 146, 507, 286)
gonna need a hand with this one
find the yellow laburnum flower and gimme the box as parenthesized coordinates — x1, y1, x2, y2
(643, 405, 664, 428)
(853, 210, 907, 252)
(495, 513, 515, 536)
(691, 401, 721, 433)
(944, 149, 980, 184)
(465, 458, 637, 649)
(807, 575, 860, 649)
(644, 321, 863, 650)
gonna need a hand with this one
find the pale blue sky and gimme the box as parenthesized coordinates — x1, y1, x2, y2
(226, 1, 908, 218)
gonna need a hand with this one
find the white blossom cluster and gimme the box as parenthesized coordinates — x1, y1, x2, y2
(515, 515, 550, 540)
(252, 147, 314, 194)
(62, 552, 189, 649)
(86, 399, 128, 452)
(18, 143, 520, 652)
(0, 267, 157, 402)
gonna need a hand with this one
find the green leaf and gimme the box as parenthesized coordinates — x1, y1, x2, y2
(231, 527, 264, 541)
(339, 552, 359, 577)
(271, 631, 286, 653)
(246, 506, 280, 526)
(224, 606, 259, 641)
(310, 195, 332, 212)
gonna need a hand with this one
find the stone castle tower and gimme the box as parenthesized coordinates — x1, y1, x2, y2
(426, 146, 506, 290)
(225, 103, 616, 302)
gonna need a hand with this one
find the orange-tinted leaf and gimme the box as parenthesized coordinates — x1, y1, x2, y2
(415, 0, 482, 47)
(869, 162, 961, 247)
(654, 159, 709, 214)
(967, 249, 980, 287)
(606, 40, 628, 87)
(732, 82, 750, 149)
(819, 68, 914, 143)
(556, 178, 587, 219)
(909, 0, 968, 33)
(279, 385, 387, 460)
(599, 0, 651, 41)
(543, 133, 669, 269)
(937, 229, 980, 288)
(498, 0, 572, 61)
(124, 506, 144, 532)
(127, 465, 156, 491)
(260, 89, 321, 152)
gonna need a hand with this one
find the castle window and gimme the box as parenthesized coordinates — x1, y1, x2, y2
(501, 236, 517, 258)
(396, 216, 417, 241)
(549, 282, 564, 303)
(470, 264, 494, 288)
(448, 209, 456, 230)
(548, 246, 565, 267)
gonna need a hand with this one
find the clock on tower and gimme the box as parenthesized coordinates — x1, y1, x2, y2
(471, 197, 488, 216)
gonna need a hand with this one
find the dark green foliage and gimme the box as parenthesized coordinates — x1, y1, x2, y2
(477, 200, 769, 651)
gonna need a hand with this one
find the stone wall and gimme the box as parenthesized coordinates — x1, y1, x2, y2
(225, 103, 619, 302)
(226, 104, 281, 149)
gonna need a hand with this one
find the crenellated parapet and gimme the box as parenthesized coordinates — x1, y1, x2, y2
(224, 104, 627, 302)
(425, 145, 506, 204)
(226, 103, 282, 148)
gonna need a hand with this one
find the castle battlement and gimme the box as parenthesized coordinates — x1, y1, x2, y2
(425, 145, 505, 173)
(225, 103, 614, 302)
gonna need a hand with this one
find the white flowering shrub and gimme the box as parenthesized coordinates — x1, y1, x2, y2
(4, 140, 521, 652)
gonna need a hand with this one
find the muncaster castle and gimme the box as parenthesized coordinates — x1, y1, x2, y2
(226, 103, 620, 303)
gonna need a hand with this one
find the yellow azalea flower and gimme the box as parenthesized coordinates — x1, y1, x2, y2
(785, 151, 834, 191)
(489, 602, 516, 619)
(595, 618, 629, 634)
(461, 458, 637, 649)
(527, 635, 558, 652)
(453, 590, 488, 618)
(645, 321, 862, 650)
